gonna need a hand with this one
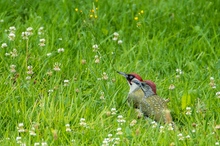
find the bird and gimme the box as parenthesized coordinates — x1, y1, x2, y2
(117, 71, 173, 124)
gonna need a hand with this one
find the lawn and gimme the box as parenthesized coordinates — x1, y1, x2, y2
(0, 0, 220, 145)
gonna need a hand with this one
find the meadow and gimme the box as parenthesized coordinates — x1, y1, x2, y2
(0, 0, 220, 145)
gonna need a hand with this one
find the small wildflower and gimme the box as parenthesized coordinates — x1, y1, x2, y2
(112, 37, 118, 41)
(29, 129, 36, 136)
(95, 55, 100, 63)
(151, 121, 158, 128)
(134, 17, 138, 20)
(9, 26, 16, 33)
(100, 91, 105, 100)
(48, 89, 54, 93)
(130, 119, 137, 126)
(113, 32, 119, 37)
(168, 123, 174, 131)
(53, 62, 61, 71)
(10, 64, 16, 73)
(177, 133, 184, 140)
(27, 66, 34, 75)
(58, 48, 64, 53)
(159, 126, 164, 133)
(140, 10, 144, 14)
(79, 118, 87, 127)
(10, 48, 18, 57)
(117, 115, 126, 124)
(34, 143, 40, 146)
(1, 43, 7, 48)
(116, 127, 123, 135)
(111, 108, 117, 115)
(5, 53, 10, 56)
(215, 142, 219, 145)
(113, 32, 119, 41)
(210, 77, 216, 88)
(21, 31, 30, 39)
(26, 76, 31, 80)
(186, 107, 192, 115)
(38, 27, 44, 35)
(41, 142, 48, 146)
(118, 40, 123, 44)
(92, 44, 99, 52)
(75, 88, 80, 93)
(17, 123, 25, 133)
(192, 129, 196, 133)
(46, 70, 53, 76)
(65, 124, 71, 132)
(185, 135, 190, 139)
(64, 80, 69, 86)
(0, 19, 3, 22)
(215, 125, 220, 130)
(169, 84, 175, 90)
(106, 111, 111, 116)
(47, 53, 52, 57)
(16, 136, 22, 144)
(81, 59, 86, 64)
(39, 38, 46, 47)
(216, 92, 220, 98)
(75, 8, 78, 12)
(210, 77, 214, 81)
(26, 27, 33, 35)
(8, 32, 15, 41)
(102, 72, 108, 80)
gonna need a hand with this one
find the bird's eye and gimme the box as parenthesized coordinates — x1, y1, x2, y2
(128, 75, 134, 80)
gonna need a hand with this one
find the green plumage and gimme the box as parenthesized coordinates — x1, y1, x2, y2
(128, 89, 172, 123)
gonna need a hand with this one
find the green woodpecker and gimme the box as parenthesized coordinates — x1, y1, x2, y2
(118, 71, 172, 124)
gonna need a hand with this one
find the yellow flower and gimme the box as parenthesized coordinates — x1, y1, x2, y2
(75, 8, 78, 12)
(134, 17, 138, 21)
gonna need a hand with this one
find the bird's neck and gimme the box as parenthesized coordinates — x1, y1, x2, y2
(129, 83, 140, 94)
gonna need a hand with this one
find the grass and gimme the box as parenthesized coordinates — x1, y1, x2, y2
(0, 0, 219, 145)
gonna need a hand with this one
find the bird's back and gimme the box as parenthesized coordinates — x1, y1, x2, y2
(140, 95, 172, 123)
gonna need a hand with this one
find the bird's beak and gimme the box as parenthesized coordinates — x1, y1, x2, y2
(117, 71, 128, 78)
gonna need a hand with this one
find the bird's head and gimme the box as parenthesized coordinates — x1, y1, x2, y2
(117, 71, 143, 85)
(117, 71, 144, 94)
(131, 79, 156, 97)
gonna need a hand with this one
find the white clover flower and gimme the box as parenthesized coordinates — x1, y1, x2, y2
(39, 38, 46, 46)
(102, 72, 108, 80)
(10, 48, 18, 57)
(185, 135, 190, 139)
(58, 48, 64, 53)
(1, 43, 7, 48)
(113, 32, 119, 37)
(53, 62, 61, 71)
(151, 121, 158, 128)
(22, 31, 30, 39)
(111, 108, 117, 115)
(169, 84, 175, 90)
(47, 53, 52, 57)
(8, 32, 15, 41)
(130, 119, 137, 126)
(41, 142, 48, 146)
(116, 127, 123, 135)
(210, 77, 214, 80)
(118, 40, 123, 44)
(34, 142, 40, 146)
(9, 26, 16, 32)
(112, 37, 118, 41)
(26, 27, 33, 35)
